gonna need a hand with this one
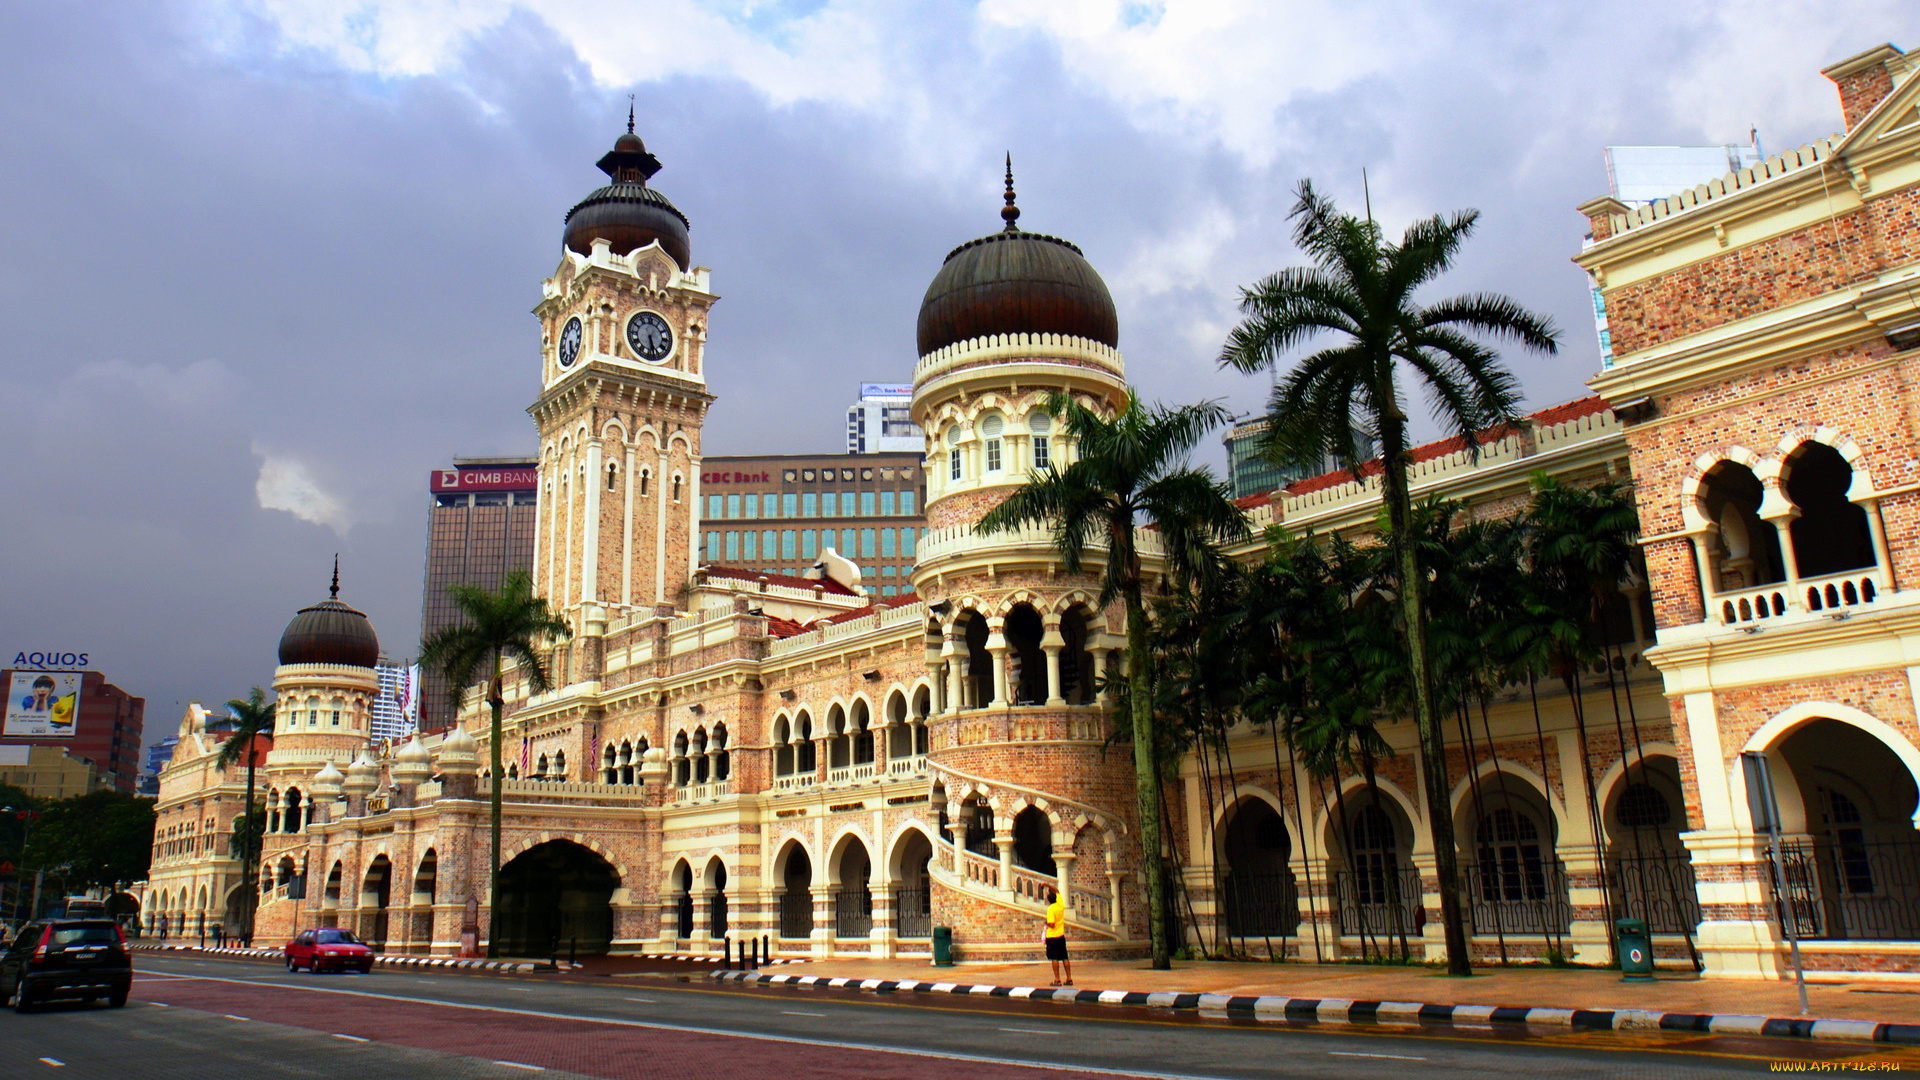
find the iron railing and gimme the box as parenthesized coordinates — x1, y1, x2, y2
(779, 889, 812, 939)
(1777, 836, 1920, 941)
(1604, 851, 1701, 934)
(1332, 866, 1422, 938)
(1217, 870, 1301, 937)
(895, 887, 932, 938)
(833, 887, 873, 938)
(1462, 858, 1572, 935)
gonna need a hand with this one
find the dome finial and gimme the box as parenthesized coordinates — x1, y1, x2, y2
(627, 95, 635, 135)
(330, 554, 339, 599)
(1001, 153, 1020, 233)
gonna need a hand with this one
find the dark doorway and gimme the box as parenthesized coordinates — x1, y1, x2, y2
(495, 840, 619, 957)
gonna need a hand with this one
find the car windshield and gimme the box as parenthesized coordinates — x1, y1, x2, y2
(315, 930, 361, 945)
(51, 924, 118, 946)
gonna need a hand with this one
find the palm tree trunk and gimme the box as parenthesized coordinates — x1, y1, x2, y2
(1126, 583, 1171, 970)
(244, 745, 258, 939)
(1379, 415, 1471, 976)
(487, 654, 505, 959)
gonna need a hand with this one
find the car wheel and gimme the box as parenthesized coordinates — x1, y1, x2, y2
(286, 956, 297, 972)
(108, 988, 128, 1009)
(13, 987, 34, 1014)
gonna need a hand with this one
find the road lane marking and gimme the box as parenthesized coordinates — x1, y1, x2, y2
(131, 969, 1242, 1080)
(332, 1034, 370, 1042)
(1329, 1051, 1427, 1061)
(38, 1059, 64, 1067)
(781, 1010, 826, 1017)
(223, 1014, 251, 1021)
(494, 1062, 544, 1071)
(999, 1028, 1063, 1035)
(623, 997, 658, 1003)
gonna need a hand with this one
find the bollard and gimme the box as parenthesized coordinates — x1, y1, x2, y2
(570, 937, 578, 967)
(762, 933, 770, 965)
(723, 936, 732, 970)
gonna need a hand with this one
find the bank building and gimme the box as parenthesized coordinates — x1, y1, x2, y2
(151, 43, 1920, 979)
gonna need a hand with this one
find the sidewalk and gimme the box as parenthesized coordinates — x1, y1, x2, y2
(729, 955, 1920, 1027)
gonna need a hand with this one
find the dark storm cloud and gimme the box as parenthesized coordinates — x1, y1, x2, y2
(0, 0, 1912, 756)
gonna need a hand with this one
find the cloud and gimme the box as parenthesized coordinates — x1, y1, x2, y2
(254, 448, 354, 533)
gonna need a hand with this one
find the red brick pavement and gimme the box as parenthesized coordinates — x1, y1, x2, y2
(133, 973, 1136, 1080)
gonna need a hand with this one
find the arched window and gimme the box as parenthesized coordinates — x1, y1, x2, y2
(672, 474, 683, 502)
(1475, 806, 1550, 902)
(535, 753, 549, 780)
(1698, 461, 1784, 592)
(1784, 442, 1876, 579)
(773, 717, 794, 777)
(1029, 411, 1053, 470)
(851, 702, 873, 765)
(672, 731, 690, 788)
(946, 426, 962, 482)
(712, 724, 730, 782)
(603, 743, 618, 785)
(607, 462, 618, 490)
(639, 469, 650, 497)
(981, 413, 1005, 472)
(552, 749, 567, 781)
(796, 713, 817, 773)
(692, 728, 710, 784)
(331, 697, 344, 728)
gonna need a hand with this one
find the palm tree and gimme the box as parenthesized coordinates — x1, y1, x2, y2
(215, 687, 275, 938)
(977, 389, 1249, 969)
(1220, 180, 1559, 975)
(418, 570, 572, 957)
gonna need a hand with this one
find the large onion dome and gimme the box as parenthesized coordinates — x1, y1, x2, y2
(916, 157, 1118, 356)
(561, 110, 691, 270)
(277, 560, 380, 668)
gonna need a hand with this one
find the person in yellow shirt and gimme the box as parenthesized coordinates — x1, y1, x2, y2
(1044, 889, 1072, 986)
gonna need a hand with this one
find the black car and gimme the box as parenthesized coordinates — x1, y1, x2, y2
(1, 919, 133, 1012)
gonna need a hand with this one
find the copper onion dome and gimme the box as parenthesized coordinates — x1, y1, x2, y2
(277, 559, 380, 668)
(561, 107, 692, 270)
(915, 156, 1118, 356)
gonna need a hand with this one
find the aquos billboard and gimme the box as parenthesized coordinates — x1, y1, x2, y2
(6, 670, 82, 737)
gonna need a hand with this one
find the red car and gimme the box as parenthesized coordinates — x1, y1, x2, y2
(283, 928, 375, 973)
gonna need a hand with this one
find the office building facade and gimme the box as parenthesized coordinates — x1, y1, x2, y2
(1223, 417, 1375, 500)
(846, 382, 923, 454)
(699, 453, 926, 596)
(419, 460, 538, 730)
(371, 660, 420, 744)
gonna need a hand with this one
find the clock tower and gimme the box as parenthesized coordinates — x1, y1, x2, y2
(529, 119, 715, 629)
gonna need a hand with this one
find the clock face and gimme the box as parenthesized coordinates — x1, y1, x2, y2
(626, 311, 674, 363)
(557, 316, 583, 369)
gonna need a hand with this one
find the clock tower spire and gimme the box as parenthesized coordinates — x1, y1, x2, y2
(529, 123, 716, 641)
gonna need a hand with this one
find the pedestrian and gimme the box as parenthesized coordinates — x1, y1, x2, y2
(1044, 888, 1072, 987)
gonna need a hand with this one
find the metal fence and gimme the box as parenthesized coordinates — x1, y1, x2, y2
(1604, 851, 1701, 934)
(1777, 836, 1920, 941)
(1217, 870, 1301, 938)
(833, 886, 873, 938)
(895, 887, 932, 939)
(1333, 866, 1422, 938)
(779, 889, 812, 939)
(1462, 858, 1572, 936)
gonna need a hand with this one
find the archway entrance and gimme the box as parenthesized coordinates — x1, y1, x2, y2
(832, 837, 872, 939)
(1217, 797, 1300, 938)
(892, 832, 933, 940)
(361, 855, 393, 948)
(779, 844, 813, 940)
(495, 840, 619, 957)
(1773, 718, 1920, 941)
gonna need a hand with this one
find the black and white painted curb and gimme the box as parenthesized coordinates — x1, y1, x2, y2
(711, 970, 1920, 1047)
(132, 944, 540, 973)
(652, 952, 803, 965)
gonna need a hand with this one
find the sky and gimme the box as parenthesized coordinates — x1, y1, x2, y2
(1, 0, 1913, 757)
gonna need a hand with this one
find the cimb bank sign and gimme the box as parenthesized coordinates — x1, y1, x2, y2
(430, 466, 538, 493)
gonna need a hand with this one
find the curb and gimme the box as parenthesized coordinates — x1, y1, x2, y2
(651, 953, 803, 965)
(131, 944, 542, 974)
(710, 971, 1920, 1047)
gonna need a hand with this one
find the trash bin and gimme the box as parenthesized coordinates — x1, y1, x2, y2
(932, 926, 954, 967)
(1616, 918, 1654, 980)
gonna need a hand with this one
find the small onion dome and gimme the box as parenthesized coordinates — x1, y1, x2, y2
(561, 116, 691, 269)
(435, 725, 479, 775)
(915, 157, 1117, 356)
(311, 759, 345, 798)
(277, 560, 380, 668)
(343, 750, 379, 795)
(391, 736, 431, 785)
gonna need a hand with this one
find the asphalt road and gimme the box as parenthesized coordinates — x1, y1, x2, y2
(0, 953, 1908, 1079)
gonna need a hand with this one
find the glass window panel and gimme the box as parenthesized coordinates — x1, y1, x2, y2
(783, 493, 797, 517)
(764, 529, 777, 557)
(882, 529, 896, 557)
(726, 494, 741, 519)
(802, 530, 818, 558)
(706, 532, 721, 561)
(725, 531, 739, 560)
(782, 530, 797, 559)
(904, 529, 917, 557)
(861, 529, 876, 557)
(802, 492, 817, 517)
(901, 491, 916, 515)
(744, 531, 758, 560)
(861, 491, 876, 516)
(743, 493, 759, 518)
(880, 491, 896, 516)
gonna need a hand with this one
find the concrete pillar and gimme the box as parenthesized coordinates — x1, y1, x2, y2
(1041, 614, 1066, 707)
(1687, 528, 1719, 622)
(1054, 853, 1077, 912)
(942, 626, 965, 713)
(985, 618, 1009, 708)
(995, 835, 1015, 896)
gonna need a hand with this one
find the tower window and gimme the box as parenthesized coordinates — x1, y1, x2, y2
(949, 450, 962, 481)
(672, 475, 683, 501)
(607, 463, 618, 491)
(1032, 436, 1050, 470)
(639, 469, 650, 497)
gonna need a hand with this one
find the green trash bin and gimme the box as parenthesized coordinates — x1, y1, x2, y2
(1616, 918, 1654, 980)
(932, 926, 954, 967)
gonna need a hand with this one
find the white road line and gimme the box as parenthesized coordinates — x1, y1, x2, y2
(1329, 1051, 1427, 1061)
(623, 997, 658, 1004)
(493, 1062, 544, 1071)
(999, 1028, 1063, 1035)
(223, 1014, 251, 1021)
(132, 968, 1241, 1080)
(38, 1059, 64, 1067)
(781, 1010, 827, 1016)
(331, 1034, 370, 1042)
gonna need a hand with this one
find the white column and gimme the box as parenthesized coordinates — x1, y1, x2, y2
(686, 444, 703, 589)
(995, 835, 1015, 896)
(1862, 497, 1895, 583)
(1041, 615, 1066, 706)
(654, 448, 671, 606)
(986, 618, 1009, 708)
(582, 439, 604, 603)
(1687, 530, 1717, 623)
